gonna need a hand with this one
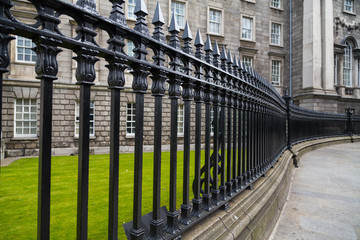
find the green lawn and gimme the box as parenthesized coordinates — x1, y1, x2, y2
(0, 150, 209, 239)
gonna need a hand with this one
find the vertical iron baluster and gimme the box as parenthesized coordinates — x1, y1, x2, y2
(211, 91, 220, 205)
(203, 87, 213, 211)
(192, 30, 204, 218)
(219, 91, 227, 201)
(192, 83, 204, 217)
(179, 21, 193, 225)
(106, 2, 127, 239)
(226, 94, 232, 195)
(73, 2, 99, 240)
(33, 7, 62, 238)
(165, 12, 181, 234)
(130, 1, 150, 238)
(149, 2, 166, 238)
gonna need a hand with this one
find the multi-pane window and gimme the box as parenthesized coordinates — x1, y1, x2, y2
(177, 104, 184, 135)
(127, 40, 135, 57)
(271, 60, 281, 86)
(15, 99, 37, 137)
(75, 101, 95, 136)
(343, 41, 352, 87)
(334, 54, 338, 85)
(171, 1, 185, 28)
(271, 23, 281, 45)
(271, 0, 281, 8)
(344, 0, 354, 13)
(242, 17, 253, 40)
(209, 9, 221, 35)
(127, 103, 136, 135)
(127, 0, 136, 19)
(16, 36, 36, 62)
(243, 56, 253, 68)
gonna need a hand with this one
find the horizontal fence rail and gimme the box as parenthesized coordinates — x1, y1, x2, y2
(0, 0, 358, 240)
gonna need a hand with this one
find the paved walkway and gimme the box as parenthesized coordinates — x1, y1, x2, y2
(270, 142, 360, 240)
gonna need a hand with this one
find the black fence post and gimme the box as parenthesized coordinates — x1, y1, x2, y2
(346, 108, 355, 136)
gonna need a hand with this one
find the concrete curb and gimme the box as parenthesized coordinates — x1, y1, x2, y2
(182, 135, 359, 240)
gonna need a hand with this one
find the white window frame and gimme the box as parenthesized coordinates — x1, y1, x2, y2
(243, 56, 254, 68)
(241, 15, 255, 41)
(125, 0, 136, 20)
(177, 104, 184, 135)
(170, 0, 187, 29)
(271, 60, 281, 86)
(126, 103, 136, 136)
(15, 36, 37, 63)
(208, 7, 223, 36)
(270, 0, 281, 9)
(126, 40, 135, 57)
(75, 101, 95, 137)
(270, 22, 282, 46)
(334, 54, 338, 85)
(343, 41, 352, 87)
(14, 98, 37, 138)
(344, 0, 355, 14)
(358, 59, 360, 87)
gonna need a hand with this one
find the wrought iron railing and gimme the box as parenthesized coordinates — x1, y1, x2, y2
(0, 0, 358, 240)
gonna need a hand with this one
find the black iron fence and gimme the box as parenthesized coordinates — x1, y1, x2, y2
(0, 0, 358, 240)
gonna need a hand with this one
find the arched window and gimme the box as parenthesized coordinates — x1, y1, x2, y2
(343, 41, 352, 87)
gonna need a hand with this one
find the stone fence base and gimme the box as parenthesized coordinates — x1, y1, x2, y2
(182, 135, 360, 240)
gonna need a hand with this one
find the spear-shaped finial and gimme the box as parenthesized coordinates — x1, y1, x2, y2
(152, 2, 165, 42)
(220, 45, 227, 71)
(232, 55, 238, 77)
(77, 0, 97, 11)
(134, 0, 149, 36)
(194, 30, 204, 59)
(169, 12, 180, 48)
(182, 21, 193, 54)
(109, 0, 127, 25)
(226, 50, 233, 74)
(212, 41, 220, 67)
(204, 35, 212, 63)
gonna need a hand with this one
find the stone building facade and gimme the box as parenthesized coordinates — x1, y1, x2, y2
(1, 0, 359, 157)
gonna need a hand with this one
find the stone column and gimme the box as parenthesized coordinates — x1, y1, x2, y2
(321, 0, 335, 92)
(302, 0, 322, 89)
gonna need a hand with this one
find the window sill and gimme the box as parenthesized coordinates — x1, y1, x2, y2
(343, 10, 356, 16)
(269, 44, 284, 48)
(207, 32, 225, 38)
(125, 134, 135, 139)
(177, 134, 184, 138)
(13, 61, 36, 66)
(242, 0, 256, 4)
(73, 136, 96, 140)
(11, 137, 38, 141)
(270, 6, 283, 11)
(240, 39, 256, 44)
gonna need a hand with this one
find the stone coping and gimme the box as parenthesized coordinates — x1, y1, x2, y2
(181, 135, 359, 240)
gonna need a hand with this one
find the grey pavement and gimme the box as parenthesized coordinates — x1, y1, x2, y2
(270, 142, 360, 240)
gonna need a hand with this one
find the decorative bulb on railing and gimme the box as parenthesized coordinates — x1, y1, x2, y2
(204, 35, 212, 64)
(212, 41, 220, 67)
(182, 21, 193, 54)
(169, 12, 180, 49)
(152, 2, 165, 42)
(194, 30, 204, 60)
